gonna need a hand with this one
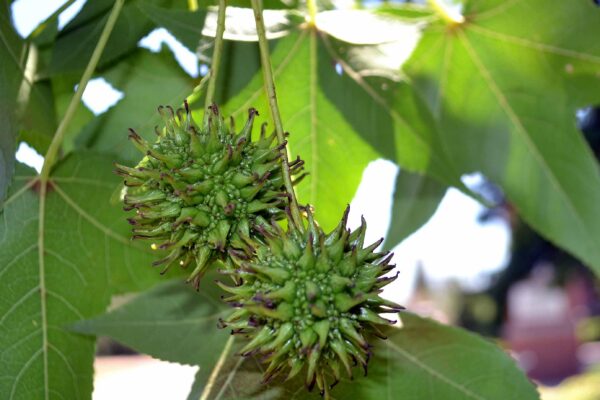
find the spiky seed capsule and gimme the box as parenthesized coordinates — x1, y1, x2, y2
(116, 103, 304, 287)
(219, 206, 403, 398)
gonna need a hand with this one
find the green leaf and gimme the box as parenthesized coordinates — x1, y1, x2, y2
(221, 29, 449, 230)
(135, 3, 206, 52)
(73, 278, 229, 367)
(196, 313, 539, 399)
(0, 153, 179, 399)
(79, 47, 195, 162)
(405, 0, 600, 274)
(384, 171, 447, 250)
(48, 0, 175, 75)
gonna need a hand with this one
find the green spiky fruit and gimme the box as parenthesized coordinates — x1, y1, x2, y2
(218, 207, 403, 397)
(116, 103, 304, 287)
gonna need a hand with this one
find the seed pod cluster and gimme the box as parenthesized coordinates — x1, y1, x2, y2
(218, 207, 403, 397)
(116, 103, 304, 287)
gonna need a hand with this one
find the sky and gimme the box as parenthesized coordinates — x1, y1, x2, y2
(11, 0, 512, 305)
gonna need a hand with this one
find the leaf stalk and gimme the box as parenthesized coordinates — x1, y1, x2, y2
(40, 0, 125, 182)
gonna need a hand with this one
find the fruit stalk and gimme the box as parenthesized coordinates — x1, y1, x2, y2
(251, 0, 304, 231)
(204, 0, 227, 117)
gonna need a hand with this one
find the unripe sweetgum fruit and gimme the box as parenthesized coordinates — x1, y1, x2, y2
(218, 207, 403, 398)
(115, 103, 304, 287)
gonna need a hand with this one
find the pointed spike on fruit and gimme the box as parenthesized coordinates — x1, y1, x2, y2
(214, 189, 229, 208)
(327, 229, 349, 264)
(187, 180, 213, 195)
(368, 293, 404, 312)
(127, 128, 152, 155)
(331, 340, 353, 379)
(186, 246, 212, 286)
(286, 357, 304, 381)
(305, 207, 320, 238)
(215, 280, 253, 297)
(338, 248, 358, 277)
(252, 264, 290, 284)
(335, 292, 365, 312)
(376, 252, 394, 267)
(329, 358, 342, 386)
(305, 277, 320, 302)
(358, 237, 384, 260)
(246, 200, 274, 214)
(123, 189, 166, 205)
(300, 328, 318, 349)
(240, 181, 266, 201)
(339, 318, 368, 349)
(310, 300, 328, 318)
(282, 235, 301, 259)
(211, 146, 233, 174)
(330, 274, 353, 292)
(176, 107, 185, 123)
(238, 107, 258, 142)
(231, 172, 255, 188)
(325, 206, 350, 245)
(262, 322, 294, 352)
(260, 122, 268, 139)
(315, 239, 331, 273)
(152, 247, 181, 268)
(313, 320, 330, 349)
(191, 209, 211, 227)
(239, 326, 274, 355)
(306, 346, 321, 388)
(264, 282, 296, 303)
(358, 307, 396, 325)
(298, 233, 316, 270)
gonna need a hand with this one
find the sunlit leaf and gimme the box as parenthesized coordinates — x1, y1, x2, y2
(404, 0, 600, 274)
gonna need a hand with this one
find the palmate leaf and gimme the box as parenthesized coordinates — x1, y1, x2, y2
(220, 28, 456, 230)
(0, 153, 180, 399)
(195, 313, 538, 400)
(404, 0, 600, 273)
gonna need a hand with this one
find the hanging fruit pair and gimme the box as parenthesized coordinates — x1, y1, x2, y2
(219, 206, 403, 397)
(116, 102, 304, 287)
(117, 100, 402, 398)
